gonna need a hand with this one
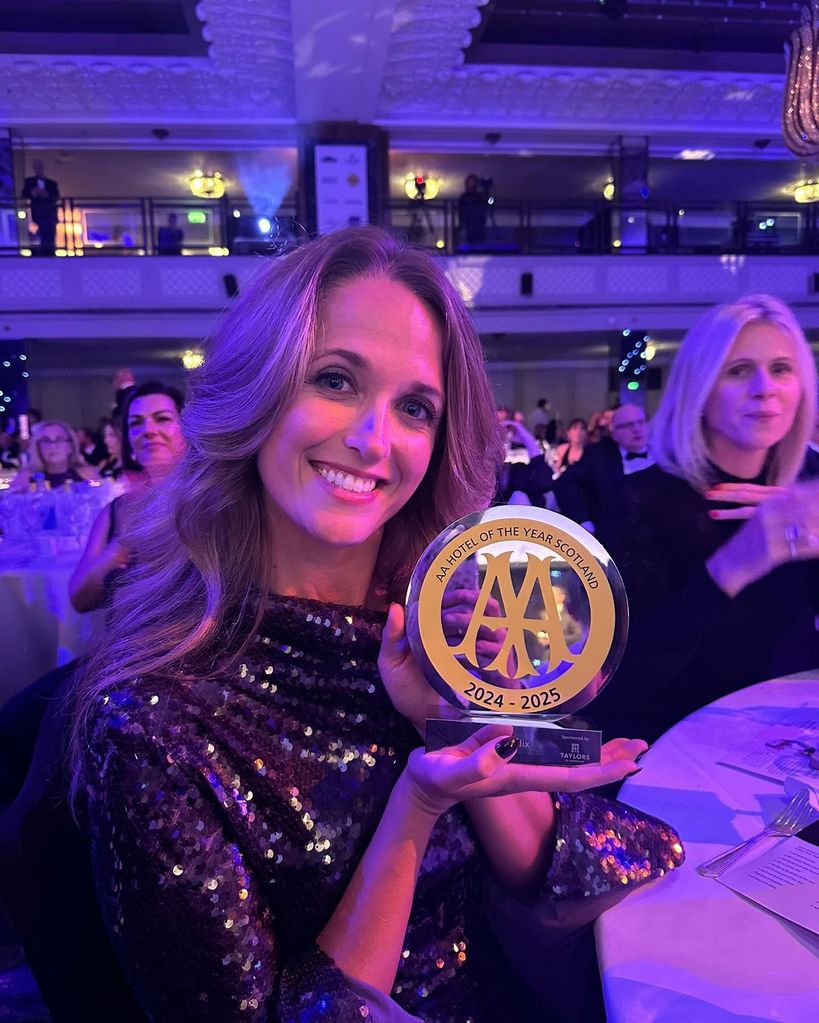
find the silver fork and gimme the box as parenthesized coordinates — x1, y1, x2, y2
(697, 788, 816, 879)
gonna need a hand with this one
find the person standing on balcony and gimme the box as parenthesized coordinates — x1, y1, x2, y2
(157, 212, 184, 255)
(22, 159, 60, 256)
(458, 174, 488, 247)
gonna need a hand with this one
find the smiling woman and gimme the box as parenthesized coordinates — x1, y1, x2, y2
(258, 275, 445, 603)
(68, 381, 186, 613)
(60, 226, 682, 1023)
(594, 293, 819, 744)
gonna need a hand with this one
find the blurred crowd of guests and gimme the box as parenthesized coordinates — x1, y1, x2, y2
(0, 369, 172, 489)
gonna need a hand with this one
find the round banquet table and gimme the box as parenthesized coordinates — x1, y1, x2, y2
(0, 552, 100, 708)
(596, 671, 819, 1023)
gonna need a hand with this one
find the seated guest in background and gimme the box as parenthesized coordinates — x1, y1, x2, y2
(0, 428, 22, 469)
(553, 403, 651, 548)
(76, 426, 97, 463)
(69, 381, 185, 614)
(552, 417, 588, 478)
(10, 420, 98, 492)
(496, 418, 554, 506)
(97, 419, 125, 479)
(593, 294, 818, 744)
(60, 228, 679, 1023)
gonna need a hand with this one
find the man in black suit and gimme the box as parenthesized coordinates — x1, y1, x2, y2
(22, 159, 60, 256)
(553, 403, 651, 547)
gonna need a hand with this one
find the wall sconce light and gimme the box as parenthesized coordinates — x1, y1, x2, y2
(182, 349, 205, 370)
(793, 180, 819, 203)
(402, 173, 442, 200)
(188, 169, 226, 199)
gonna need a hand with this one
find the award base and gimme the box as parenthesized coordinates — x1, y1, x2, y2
(425, 708, 601, 766)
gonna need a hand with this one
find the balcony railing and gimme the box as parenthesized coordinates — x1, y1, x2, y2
(0, 197, 302, 257)
(2, 196, 817, 257)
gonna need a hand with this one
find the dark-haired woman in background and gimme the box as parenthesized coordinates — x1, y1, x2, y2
(68, 381, 185, 613)
(96, 419, 125, 480)
(552, 417, 588, 478)
(594, 294, 818, 744)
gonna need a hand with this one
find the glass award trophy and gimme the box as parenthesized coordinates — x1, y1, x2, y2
(405, 506, 627, 766)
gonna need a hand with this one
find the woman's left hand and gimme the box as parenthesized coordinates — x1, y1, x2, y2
(705, 482, 786, 520)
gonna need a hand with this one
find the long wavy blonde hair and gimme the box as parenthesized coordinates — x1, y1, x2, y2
(69, 226, 504, 796)
(651, 293, 817, 491)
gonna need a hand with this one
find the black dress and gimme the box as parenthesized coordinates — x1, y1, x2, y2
(592, 465, 819, 744)
(84, 595, 683, 1022)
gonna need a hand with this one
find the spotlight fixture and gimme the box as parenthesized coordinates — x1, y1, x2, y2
(402, 173, 441, 200)
(598, 0, 628, 21)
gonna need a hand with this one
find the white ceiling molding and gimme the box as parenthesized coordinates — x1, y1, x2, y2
(378, 58, 784, 147)
(0, 0, 789, 155)
(0, 0, 296, 134)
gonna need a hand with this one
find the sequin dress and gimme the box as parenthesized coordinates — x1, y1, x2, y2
(84, 595, 683, 1023)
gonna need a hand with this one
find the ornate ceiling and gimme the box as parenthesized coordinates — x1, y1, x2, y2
(0, 0, 793, 156)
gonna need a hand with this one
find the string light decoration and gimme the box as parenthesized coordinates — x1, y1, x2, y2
(617, 329, 651, 394)
(0, 347, 28, 419)
(784, 2, 819, 157)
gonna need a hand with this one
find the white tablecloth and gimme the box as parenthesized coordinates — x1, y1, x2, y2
(0, 555, 99, 707)
(596, 672, 819, 1023)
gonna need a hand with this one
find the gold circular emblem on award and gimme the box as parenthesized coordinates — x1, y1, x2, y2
(405, 507, 627, 765)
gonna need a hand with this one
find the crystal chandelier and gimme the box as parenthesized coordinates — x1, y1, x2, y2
(784, 2, 819, 157)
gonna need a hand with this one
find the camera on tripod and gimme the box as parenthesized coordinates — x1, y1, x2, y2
(413, 176, 426, 201)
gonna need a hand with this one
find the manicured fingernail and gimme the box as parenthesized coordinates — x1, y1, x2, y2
(625, 766, 642, 777)
(707, 510, 719, 518)
(495, 736, 521, 759)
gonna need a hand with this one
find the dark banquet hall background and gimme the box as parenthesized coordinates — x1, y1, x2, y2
(1, 1, 819, 1022)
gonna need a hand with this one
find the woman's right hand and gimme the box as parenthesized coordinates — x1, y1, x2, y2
(403, 727, 645, 818)
(502, 419, 542, 459)
(707, 481, 819, 597)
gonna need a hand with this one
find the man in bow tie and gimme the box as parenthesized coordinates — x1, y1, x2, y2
(553, 403, 653, 547)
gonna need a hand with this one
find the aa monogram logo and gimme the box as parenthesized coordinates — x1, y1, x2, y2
(451, 551, 576, 679)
